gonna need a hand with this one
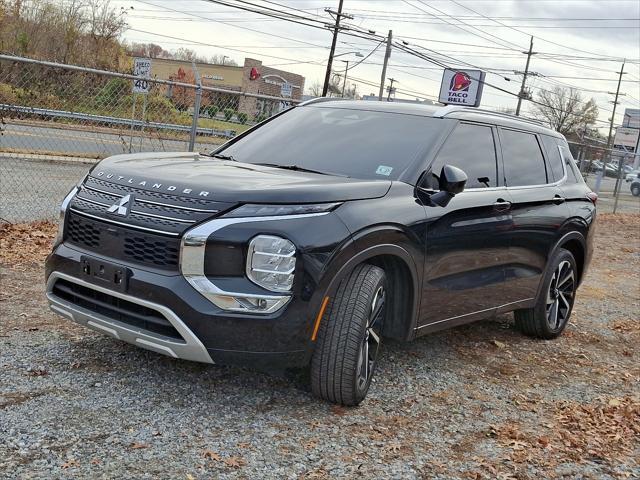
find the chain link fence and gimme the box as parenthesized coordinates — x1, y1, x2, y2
(568, 141, 640, 214)
(0, 54, 297, 222)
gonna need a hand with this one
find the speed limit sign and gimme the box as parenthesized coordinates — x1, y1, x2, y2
(132, 58, 152, 94)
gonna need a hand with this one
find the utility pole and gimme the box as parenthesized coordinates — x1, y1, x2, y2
(322, 0, 352, 97)
(607, 61, 627, 202)
(386, 78, 397, 101)
(606, 61, 626, 148)
(378, 30, 393, 100)
(515, 36, 536, 116)
(595, 61, 626, 195)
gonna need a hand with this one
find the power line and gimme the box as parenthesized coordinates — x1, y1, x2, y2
(405, 0, 525, 52)
(449, 0, 632, 61)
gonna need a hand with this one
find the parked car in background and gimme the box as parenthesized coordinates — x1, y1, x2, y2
(45, 101, 597, 406)
(626, 170, 640, 183)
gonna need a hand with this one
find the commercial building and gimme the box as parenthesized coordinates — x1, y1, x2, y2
(147, 57, 305, 119)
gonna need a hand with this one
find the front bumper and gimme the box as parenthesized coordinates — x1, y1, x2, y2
(47, 271, 214, 363)
(45, 244, 313, 368)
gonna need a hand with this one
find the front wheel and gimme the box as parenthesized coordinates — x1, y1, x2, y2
(311, 264, 387, 406)
(515, 248, 577, 339)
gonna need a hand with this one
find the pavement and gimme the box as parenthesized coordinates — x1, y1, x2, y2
(0, 122, 216, 158)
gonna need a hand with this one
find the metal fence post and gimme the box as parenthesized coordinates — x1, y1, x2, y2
(188, 61, 202, 152)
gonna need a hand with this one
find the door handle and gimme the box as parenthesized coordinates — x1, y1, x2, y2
(553, 194, 566, 204)
(493, 198, 512, 212)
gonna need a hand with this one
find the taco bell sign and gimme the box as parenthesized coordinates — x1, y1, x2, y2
(438, 68, 486, 107)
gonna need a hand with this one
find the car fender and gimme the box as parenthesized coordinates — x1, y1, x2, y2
(308, 224, 422, 342)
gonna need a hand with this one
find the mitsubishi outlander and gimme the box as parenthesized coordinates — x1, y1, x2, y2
(45, 100, 596, 405)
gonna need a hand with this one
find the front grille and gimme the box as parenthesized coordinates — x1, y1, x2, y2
(66, 212, 181, 270)
(124, 235, 180, 267)
(52, 279, 183, 341)
(68, 176, 235, 236)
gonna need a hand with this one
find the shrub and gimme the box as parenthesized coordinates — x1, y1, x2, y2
(205, 105, 219, 117)
(0, 83, 19, 104)
(223, 108, 235, 121)
(95, 78, 129, 108)
(237, 112, 248, 124)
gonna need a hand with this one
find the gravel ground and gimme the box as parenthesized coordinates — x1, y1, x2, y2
(0, 215, 639, 479)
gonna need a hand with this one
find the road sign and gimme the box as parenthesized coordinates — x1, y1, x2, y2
(438, 68, 486, 107)
(280, 82, 292, 98)
(132, 58, 152, 94)
(613, 126, 640, 152)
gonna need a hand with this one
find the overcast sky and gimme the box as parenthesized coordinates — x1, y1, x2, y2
(113, 0, 640, 131)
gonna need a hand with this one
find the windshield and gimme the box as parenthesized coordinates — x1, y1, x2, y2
(218, 106, 442, 180)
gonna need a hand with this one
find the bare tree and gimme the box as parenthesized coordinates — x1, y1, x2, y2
(87, 0, 127, 68)
(532, 87, 599, 135)
(60, 0, 88, 63)
(128, 42, 171, 59)
(209, 54, 237, 66)
(172, 47, 207, 63)
(307, 80, 323, 97)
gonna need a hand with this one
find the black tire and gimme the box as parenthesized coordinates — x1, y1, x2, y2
(311, 264, 387, 406)
(631, 184, 640, 197)
(515, 248, 577, 339)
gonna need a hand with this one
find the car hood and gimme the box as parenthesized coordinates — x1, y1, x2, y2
(93, 152, 392, 203)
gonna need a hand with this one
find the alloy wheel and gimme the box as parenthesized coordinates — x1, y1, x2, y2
(546, 260, 575, 330)
(356, 286, 386, 391)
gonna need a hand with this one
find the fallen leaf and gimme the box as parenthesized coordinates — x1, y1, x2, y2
(62, 459, 80, 469)
(491, 340, 506, 349)
(331, 405, 348, 416)
(203, 450, 222, 461)
(223, 456, 246, 468)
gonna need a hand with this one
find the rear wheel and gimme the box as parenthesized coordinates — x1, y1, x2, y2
(311, 264, 386, 406)
(515, 248, 577, 339)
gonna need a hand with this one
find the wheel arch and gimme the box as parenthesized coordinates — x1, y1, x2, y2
(550, 231, 587, 285)
(323, 243, 420, 342)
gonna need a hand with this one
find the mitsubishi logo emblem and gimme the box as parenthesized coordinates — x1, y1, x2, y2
(107, 194, 132, 216)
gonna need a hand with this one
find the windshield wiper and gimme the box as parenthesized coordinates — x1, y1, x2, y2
(254, 163, 347, 177)
(210, 153, 236, 161)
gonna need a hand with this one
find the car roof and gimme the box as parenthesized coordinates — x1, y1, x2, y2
(300, 99, 563, 139)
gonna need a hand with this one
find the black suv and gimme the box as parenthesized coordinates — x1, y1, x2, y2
(46, 100, 596, 405)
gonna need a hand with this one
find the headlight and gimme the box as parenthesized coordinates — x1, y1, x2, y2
(53, 186, 79, 246)
(223, 203, 340, 218)
(246, 235, 296, 292)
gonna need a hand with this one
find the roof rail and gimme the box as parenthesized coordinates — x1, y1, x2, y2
(432, 105, 546, 127)
(298, 97, 344, 107)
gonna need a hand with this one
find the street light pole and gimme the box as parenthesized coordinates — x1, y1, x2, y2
(341, 60, 349, 97)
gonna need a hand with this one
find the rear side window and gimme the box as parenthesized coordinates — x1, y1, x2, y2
(559, 145, 583, 184)
(428, 123, 498, 189)
(540, 135, 565, 182)
(501, 129, 548, 187)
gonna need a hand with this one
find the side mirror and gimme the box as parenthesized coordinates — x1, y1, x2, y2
(430, 165, 468, 207)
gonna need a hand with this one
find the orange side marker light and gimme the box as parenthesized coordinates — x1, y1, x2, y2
(311, 296, 330, 341)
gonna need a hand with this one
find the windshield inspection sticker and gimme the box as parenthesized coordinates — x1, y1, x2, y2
(376, 165, 393, 176)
